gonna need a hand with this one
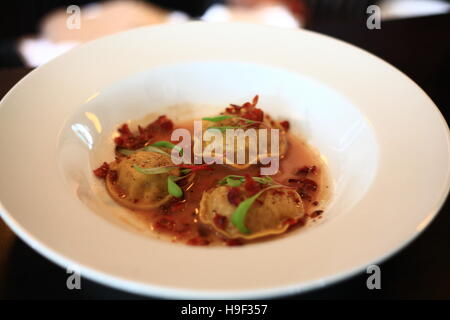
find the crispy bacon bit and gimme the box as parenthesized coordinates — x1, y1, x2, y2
(302, 178, 318, 192)
(154, 218, 175, 232)
(93, 162, 109, 179)
(152, 115, 173, 132)
(225, 105, 239, 114)
(244, 174, 261, 196)
(114, 124, 140, 149)
(296, 165, 317, 176)
(288, 177, 318, 192)
(114, 116, 174, 150)
(298, 188, 311, 201)
(225, 239, 243, 246)
(310, 210, 323, 218)
(280, 120, 290, 131)
(225, 95, 264, 122)
(109, 170, 118, 182)
(213, 213, 228, 230)
(118, 123, 132, 135)
(187, 237, 210, 246)
(251, 95, 259, 106)
(227, 187, 242, 206)
(242, 107, 264, 122)
(137, 125, 153, 144)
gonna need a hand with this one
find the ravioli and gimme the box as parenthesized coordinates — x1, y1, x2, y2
(105, 151, 179, 210)
(199, 96, 288, 169)
(199, 184, 305, 239)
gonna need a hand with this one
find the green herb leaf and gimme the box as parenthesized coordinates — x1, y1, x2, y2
(118, 145, 171, 156)
(167, 176, 183, 198)
(206, 126, 242, 132)
(150, 141, 183, 155)
(226, 178, 244, 187)
(231, 195, 256, 234)
(142, 145, 170, 155)
(231, 185, 282, 234)
(218, 175, 274, 187)
(117, 148, 135, 156)
(202, 115, 261, 125)
(133, 165, 174, 175)
(252, 176, 274, 184)
(218, 175, 244, 187)
(151, 141, 176, 148)
(236, 117, 259, 124)
(202, 115, 233, 122)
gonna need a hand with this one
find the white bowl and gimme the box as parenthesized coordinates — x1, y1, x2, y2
(0, 22, 449, 299)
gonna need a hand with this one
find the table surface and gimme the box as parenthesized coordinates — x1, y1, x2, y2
(1, 13, 449, 299)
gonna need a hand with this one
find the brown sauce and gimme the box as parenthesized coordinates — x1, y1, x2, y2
(105, 118, 329, 246)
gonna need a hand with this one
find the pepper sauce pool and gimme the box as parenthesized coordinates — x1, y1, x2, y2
(104, 119, 329, 246)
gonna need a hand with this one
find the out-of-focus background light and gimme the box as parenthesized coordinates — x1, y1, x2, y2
(0, 0, 449, 68)
(380, 0, 450, 19)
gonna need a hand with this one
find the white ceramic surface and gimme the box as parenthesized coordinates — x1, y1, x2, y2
(0, 22, 449, 299)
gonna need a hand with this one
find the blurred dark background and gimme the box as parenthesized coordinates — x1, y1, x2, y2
(1, 0, 450, 300)
(0, 0, 384, 67)
(3, 0, 450, 68)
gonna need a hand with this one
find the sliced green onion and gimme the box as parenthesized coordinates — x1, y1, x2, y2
(202, 115, 260, 125)
(151, 141, 177, 148)
(206, 126, 242, 132)
(218, 175, 274, 187)
(226, 178, 244, 187)
(117, 148, 135, 156)
(202, 115, 233, 122)
(167, 176, 183, 198)
(236, 117, 259, 124)
(231, 185, 283, 234)
(150, 141, 183, 155)
(118, 146, 168, 156)
(218, 175, 245, 187)
(142, 145, 170, 155)
(118, 141, 181, 157)
(252, 176, 274, 184)
(133, 165, 174, 175)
